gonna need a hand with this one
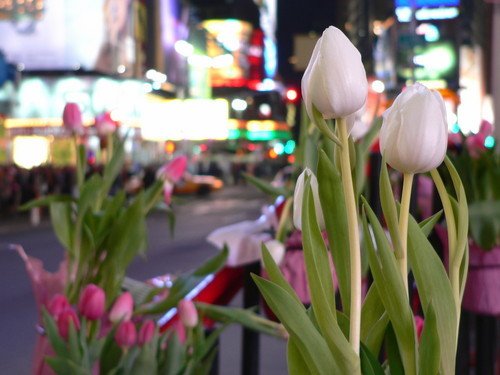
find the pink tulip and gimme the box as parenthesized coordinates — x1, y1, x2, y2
(78, 284, 106, 321)
(157, 155, 188, 183)
(465, 132, 486, 158)
(163, 181, 174, 205)
(62, 102, 84, 133)
(137, 320, 156, 346)
(47, 294, 71, 318)
(109, 292, 134, 323)
(447, 132, 462, 148)
(115, 320, 137, 349)
(57, 309, 80, 340)
(479, 120, 493, 136)
(94, 112, 118, 136)
(178, 299, 198, 328)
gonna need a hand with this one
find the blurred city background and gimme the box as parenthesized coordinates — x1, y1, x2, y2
(0, 0, 499, 374)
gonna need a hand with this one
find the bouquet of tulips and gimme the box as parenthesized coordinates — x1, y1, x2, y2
(41, 284, 241, 374)
(251, 26, 469, 375)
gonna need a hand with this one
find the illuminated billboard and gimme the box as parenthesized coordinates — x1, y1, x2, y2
(394, 0, 459, 7)
(0, 0, 137, 76)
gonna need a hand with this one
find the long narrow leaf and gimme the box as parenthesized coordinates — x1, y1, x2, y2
(317, 149, 351, 314)
(242, 173, 290, 197)
(361, 198, 417, 375)
(252, 275, 339, 375)
(407, 215, 457, 375)
(418, 302, 440, 375)
(288, 337, 311, 375)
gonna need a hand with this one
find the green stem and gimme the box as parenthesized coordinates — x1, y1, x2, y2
(338, 118, 361, 355)
(107, 133, 114, 164)
(398, 173, 414, 297)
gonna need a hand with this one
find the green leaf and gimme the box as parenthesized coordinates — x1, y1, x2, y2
(45, 357, 89, 375)
(288, 336, 311, 375)
(160, 333, 185, 375)
(99, 133, 126, 203)
(19, 194, 72, 210)
(360, 342, 385, 375)
(42, 309, 69, 358)
(468, 200, 500, 250)
(78, 174, 103, 213)
(138, 248, 228, 315)
(143, 179, 164, 214)
(252, 275, 339, 375)
(312, 105, 342, 147)
(385, 323, 405, 375)
(379, 161, 403, 259)
(76, 143, 86, 190)
(317, 149, 351, 314)
(361, 285, 389, 356)
(361, 198, 417, 375)
(418, 302, 440, 375)
(195, 302, 286, 338)
(419, 210, 443, 237)
(242, 172, 290, 197)
(407, 215, 457, 375)
(95, 191, 126, 248)
(301, 178, 359, 374)
(49, 201, 74, 252)
(459, 242, 469, 301)
(261, 244, 302, 305)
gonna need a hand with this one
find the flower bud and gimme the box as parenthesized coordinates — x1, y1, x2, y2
(414, 315, 424, 341)
(57, 309, 80, 340)
(109, 292, 134, 323)
(78, 284, 106, 321)
(47, 294, 70, 319)
(302, 26, 368, 122)
(178, 299, 198, 328)
(137, 319, 156, 346)
(62, 102, 84, 134)
(156, 155, 188, 183)
(94, 112, 117, 136)
(115, 320, 137, 349)
(293, 168, 325, 231)
(380, 82, 448, 174)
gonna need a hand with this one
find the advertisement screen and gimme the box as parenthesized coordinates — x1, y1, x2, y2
(0, 0, 136, 75)
(395, 0, 459, 7)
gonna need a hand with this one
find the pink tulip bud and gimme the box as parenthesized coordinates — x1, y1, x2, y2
(62, 102, 84, 133)
(479, 120, 493, 136)
(163, 181, 174, 205)
(157, 155, 188, 183)
(178, 299, 198, 328)
(115, 320, 137, 349)
(57, 309, 80, 340)
(465, 133, 486, 158)
(47, 294, 71, 318)
(137, 320, 156, 346)
(414, 315, 424, 341)
(95, 112, 118, 136)
(109, 292, 134, 323)
(78, 284, 106, 321)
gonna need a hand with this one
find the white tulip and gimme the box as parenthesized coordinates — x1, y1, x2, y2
(380, 82, 448, 174)
(301, 26, 368, 125)
(293, 168, 325, 231)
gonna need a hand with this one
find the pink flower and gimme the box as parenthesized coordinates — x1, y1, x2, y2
(157, 155, 188, 183)
(178, 299, 198, 328)
(94, 112, 118, 136)
(479, 120, 493, 136)
(115, 320, 137, 349)
(414, 315, 424, 341)
(78, 284, 106, 321)
(109, 292, 134, 323)
(57, 309, 80, 340)
(62, 102, 84, 133)
(465, 132, 487, 158)
(137, 320, 156, 346)
(47, 294, 70, 318)
(447, 132, 462, 148)
(163, 181, 175, 205)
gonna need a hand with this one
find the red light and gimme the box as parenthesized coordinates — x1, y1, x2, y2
(286, 88, 299, 102)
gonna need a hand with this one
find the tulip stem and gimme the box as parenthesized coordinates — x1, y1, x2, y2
(276, 197, 293, 242)
(337, 117, 361, 355)
(398, 173, 414, 297)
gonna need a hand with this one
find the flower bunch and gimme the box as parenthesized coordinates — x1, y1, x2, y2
(42, 280, 286, 374)
(251, 26, 469, 375)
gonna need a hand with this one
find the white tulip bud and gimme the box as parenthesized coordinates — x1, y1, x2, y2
(293, 168, 325, 231)
(301, 26, 368, 124)
(380, 82, 448, 174)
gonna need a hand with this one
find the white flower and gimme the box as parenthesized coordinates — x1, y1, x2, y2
(380, 82, 448, 174)
(301, 26, 368, 124)
(293, 168, 325, 231)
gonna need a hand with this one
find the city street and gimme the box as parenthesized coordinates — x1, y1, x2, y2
(0, 185, 287, 375)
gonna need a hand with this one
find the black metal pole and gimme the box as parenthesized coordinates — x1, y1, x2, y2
(242, 261, 261, 375)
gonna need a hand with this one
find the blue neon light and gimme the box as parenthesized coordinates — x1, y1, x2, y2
(395, 0, 459, 7)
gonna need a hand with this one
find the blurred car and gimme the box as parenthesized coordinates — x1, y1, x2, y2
(173, 173, 224, 196)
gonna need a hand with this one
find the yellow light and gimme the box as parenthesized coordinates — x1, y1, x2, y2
(247, 120, 277, 132)
(13, 136, 49, 169)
